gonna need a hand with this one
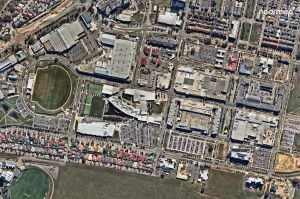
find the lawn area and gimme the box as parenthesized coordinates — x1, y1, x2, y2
(0, 0, 9, 11)
(204, 169, 262, 199)
(152, 0, 170, 7)
(151, 102, 165, 114)
(32, 65, 72, 110)
(11, 167, 51, 199)
(249, 23, 262, 44)
(240, 22, 251, 41)
(0, 151, 19, 160)
(287, 75, 300, 113)
(0, 110, 5, 123)
(90, 96, 105, 117)
(295, 189, 300, 199)
(244, 0, 256, 18)
(83, 95, 93, 115)
(88, 84, 103, 95)
(54, 164, 208, 199)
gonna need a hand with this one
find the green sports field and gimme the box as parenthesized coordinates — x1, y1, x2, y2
(11, 167, 51, 199)
(90, 96, 105, 117)
(88, 84, 103, 95)
(32, 65, 72, 110)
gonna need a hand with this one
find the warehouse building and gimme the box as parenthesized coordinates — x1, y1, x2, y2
(77, 122, 117, 137)
(40, 21, 85, 53)
(94, 39, 136, 81)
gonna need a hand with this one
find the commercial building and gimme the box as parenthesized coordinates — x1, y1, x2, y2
(176, 162, 190, 180)
(230, 145, 252, 164)
(97, 0, 130, 17)
(236, 78, 285, 113)
(167, 98, 222, 136)
(174, 66, 230, 102)
(26, 73, 36, 95)
(0, 51, 27, 72)
(231, 110, 278, 147)
(108, 95, 162, 124)
(157, 11, 182, 26)
(245, 177, 264, 190)
(100, 33, 116, 46)
(80, 13, 92, 29)
(94, 39, 136, 81)
(77, 122, 116, 137)
(40, 21, 85, 53)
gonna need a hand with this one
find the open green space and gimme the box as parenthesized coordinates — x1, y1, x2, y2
(240, 22, 251, 41)
(32, 65, 72, 110)
(90, 96, 105, 117)
(249, 23, 262, 44)
(244, 0, 256, 18)
(54, 163, 208, 199)
(0, 0, 9, 11)
(11, 167, 50, 199)
(0, 151, 19, 160)
(151, 102, 164, 114)
(88, 84, 103, 95)
(204, 169, 262, 199)
(152, 0, 170, 7)
(295, 189, 300, 199)
(287, 75, 300, 113)
(83, 95, 93, 115)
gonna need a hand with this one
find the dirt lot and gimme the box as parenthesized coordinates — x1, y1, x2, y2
(54, 163, 211, 199)
(17, 0, 74, 34)
(274, 153, 300, 172)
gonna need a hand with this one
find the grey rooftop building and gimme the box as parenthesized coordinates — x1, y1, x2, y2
(236, 78, 285, 113)
(94, 39, 136, 81)
(40, 21, 85, 53)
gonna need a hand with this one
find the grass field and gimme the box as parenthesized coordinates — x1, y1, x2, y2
(204, 169, 262, 199)
(0, 151, 19, 160)
(240, 22, 251, 41)
(32, 65, 72, 110)
(83, 95, 93, 115)
(11, 167, 50, 199)
(0, 0, 9, 11)
(287, 76, 300, 113)
(249, 23, 262, 44)
(54, 164, 208, 199)
(88, 84, 103, 95)
(295, 189, 300, 198)
(244, 0, 256, 18)
(90, 96, 105, 117)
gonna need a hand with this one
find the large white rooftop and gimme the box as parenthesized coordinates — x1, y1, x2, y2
(94, 39, 136, 80)
(40, 21, 85, 53)
(77, 122, 116, 137)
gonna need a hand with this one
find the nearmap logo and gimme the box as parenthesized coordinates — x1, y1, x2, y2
(259, 9, 293, 16)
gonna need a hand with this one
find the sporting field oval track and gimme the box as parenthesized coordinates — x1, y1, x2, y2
(32, 65, 72, 110)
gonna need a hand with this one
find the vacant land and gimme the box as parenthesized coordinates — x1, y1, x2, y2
(245, 0, 256, 18)
(88, 84, 103, 95)
(11, 167, 50, 199)
(240, 22, 251, 41)
(90, 96, 105, 117)
(249, 23, 262, 44)
(204, 169, 262, 199)
(287, 75, 300, 113)
(54, 164, 208, 199)
(32, 65, 72, 110)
